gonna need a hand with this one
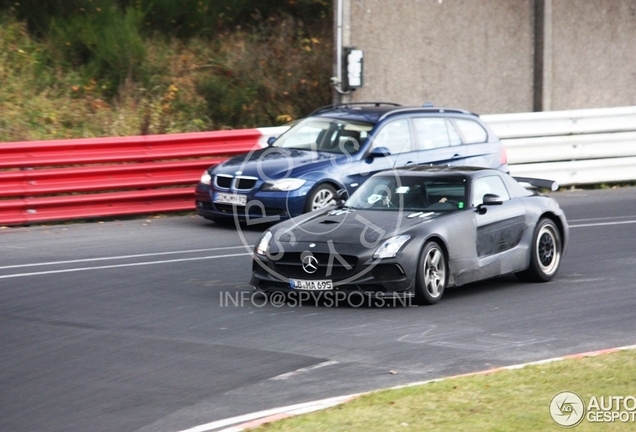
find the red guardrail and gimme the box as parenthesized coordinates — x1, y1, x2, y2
(0, 130, 262, 225)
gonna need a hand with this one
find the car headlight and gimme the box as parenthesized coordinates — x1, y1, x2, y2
(200, 170, 212, 185)
(255, 231, 273, 256)
(261, 178, 306, 192)
(373, 235, 411, 259)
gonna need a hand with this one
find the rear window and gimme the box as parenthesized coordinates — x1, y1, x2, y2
(455, 119, 488, 144)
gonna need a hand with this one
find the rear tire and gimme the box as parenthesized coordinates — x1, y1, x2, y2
(415, 241, 448, 305)
(516, 218, 562, 282)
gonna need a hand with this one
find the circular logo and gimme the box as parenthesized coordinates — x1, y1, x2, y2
(301, 255, 319, 274)
(550, 391, 585, 428)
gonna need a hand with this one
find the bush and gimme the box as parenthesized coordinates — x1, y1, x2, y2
(2, 0, 331, 38)
(195, 15, 332, 129)
(0, 2, 333, 141)
(48, 5, 146, 91)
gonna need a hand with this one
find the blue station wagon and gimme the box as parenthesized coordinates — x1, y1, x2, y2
(195, 103, 509, 223)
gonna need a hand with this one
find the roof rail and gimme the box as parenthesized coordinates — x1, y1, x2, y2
(378, 107, 477, 121)
(310, 102, 402, 116)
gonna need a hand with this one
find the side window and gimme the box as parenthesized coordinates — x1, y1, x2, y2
(413, 118, 451, 149)
(455, 119, 488, 144)
(446, 119, 462, 146)
(471, 175, 511, 207)
(372, 119, 412, 154)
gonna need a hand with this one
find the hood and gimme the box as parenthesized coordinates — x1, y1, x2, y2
(275, 208, 446, 246)
(211, 147, 337, 179)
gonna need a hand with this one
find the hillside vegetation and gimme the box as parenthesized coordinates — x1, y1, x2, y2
(0, 0, 332, 142)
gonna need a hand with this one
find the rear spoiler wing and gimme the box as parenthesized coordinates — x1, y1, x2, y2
(513, 176, 559, 192)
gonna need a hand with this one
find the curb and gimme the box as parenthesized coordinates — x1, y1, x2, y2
(179, 344, 636, 432)
(177, 394, 360, 432)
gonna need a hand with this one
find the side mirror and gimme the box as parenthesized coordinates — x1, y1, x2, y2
(266, 136, 277, 146)
(482, 193, 503, 205)
(369, 146, 391, 158)
(336, 189, 349, 205)
(476, 193, 503, 214)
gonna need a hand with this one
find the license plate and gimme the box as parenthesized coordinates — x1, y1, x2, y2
(290, 279, 333, 290)
(214, 192, 247, 206)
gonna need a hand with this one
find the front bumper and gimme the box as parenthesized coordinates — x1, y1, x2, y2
(195, 182, 310, 222)
(250, 245, 416, 297)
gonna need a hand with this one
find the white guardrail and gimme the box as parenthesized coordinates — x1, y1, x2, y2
(259, 105, 636, 187)
(483, 105, 636, 186)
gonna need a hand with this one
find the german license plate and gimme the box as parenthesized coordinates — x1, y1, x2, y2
(290, 279, 333, 290)
(214, 192, 247, 206)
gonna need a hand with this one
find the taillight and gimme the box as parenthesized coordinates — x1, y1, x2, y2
(500, 147, 508, 165)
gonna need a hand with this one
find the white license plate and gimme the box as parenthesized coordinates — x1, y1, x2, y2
(290, 279, 333, 290)
(214, 192, 247, 206)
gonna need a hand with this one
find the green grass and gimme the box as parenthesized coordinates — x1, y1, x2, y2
(255, 349, 636, 431)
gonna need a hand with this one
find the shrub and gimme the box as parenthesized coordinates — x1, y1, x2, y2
(49, 5, 146, 91)
(0, 2, 333, 141)
(195, 15, 332, 129)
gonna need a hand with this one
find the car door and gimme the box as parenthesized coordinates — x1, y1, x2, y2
(412, 117, 466, 166)
(344, 118, 419, 190)
(471, 175, 527, 276)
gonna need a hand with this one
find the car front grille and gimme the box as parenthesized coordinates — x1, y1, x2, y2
(273, 252, 359, 279)
(214, 175, 257, 191)
(215, 175, 232, 189)
(235, 177, 257, 190)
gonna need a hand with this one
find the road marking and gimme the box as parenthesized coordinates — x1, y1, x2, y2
(569, 219, 636, 228)
(0, 253, 252, 279)
(270, 360, 340, 381)
(0, 246, 252, 270)
(569, 215, 636, 222)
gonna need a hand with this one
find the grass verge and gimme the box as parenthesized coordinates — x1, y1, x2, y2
(255, 348, 636, 431)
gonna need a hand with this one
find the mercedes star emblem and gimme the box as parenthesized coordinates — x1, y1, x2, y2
(302, 255, 319, 274)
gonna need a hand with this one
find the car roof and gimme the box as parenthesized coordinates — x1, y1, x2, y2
(376, 165, 501, 179)
(310, 103, 479, 124)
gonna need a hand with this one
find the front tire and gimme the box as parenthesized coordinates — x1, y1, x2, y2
(415, 241, 448, 305)
(304, 184, 337, 213)
(516, 218, 562, 282)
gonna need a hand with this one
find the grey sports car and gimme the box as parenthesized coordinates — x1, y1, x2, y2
(250, 166, 568, 305)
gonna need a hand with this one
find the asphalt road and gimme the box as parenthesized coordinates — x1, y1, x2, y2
(1, 187, 635, 432)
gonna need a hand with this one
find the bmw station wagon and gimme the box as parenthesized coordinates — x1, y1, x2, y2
(195, 103, 509, 223)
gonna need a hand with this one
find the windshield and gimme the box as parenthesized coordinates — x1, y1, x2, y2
(346, 176, 468, 212)
(273, 117, 373, 154)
